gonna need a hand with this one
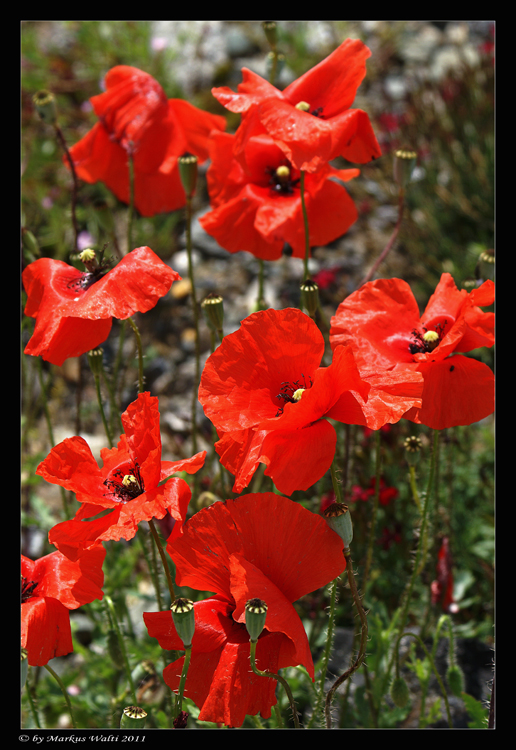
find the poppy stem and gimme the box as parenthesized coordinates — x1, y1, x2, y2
(175, 645, 192, 717)
(127, 317, 145, 394)
(324, 548, 368, 728)
(148, 518, 176, 605)
(359, 188, 405, 287)
(299, 171, 311, 281)
(257, 259, 267, 310)
(383, 429, 440, 697)
(127, 151, 135, 252)
(395, 631, 453, 728)
(44, 663, 78, 729)
(362, 429, 382, 597)
(185, 194, 201, 458)
(105, 595, 138, 705)
(249, 640, 301, 728)
(53, 123, 79, 253)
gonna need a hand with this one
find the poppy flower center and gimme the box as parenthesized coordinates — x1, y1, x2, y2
(66, 248, 112, 292)
(104, 463, 145, 503)
(275, 374, 313, 416)
(267, 164, 300, 195)
(409, 321, 447, 355)
(294, 101, 325, 118)
(21, 576, 38, 603)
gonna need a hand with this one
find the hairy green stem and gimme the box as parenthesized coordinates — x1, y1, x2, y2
(249, 640, 300, 728)
(105, 595, 137, 705)
(127, 316, 144, 394)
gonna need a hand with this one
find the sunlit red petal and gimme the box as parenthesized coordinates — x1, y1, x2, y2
(405, 355, 495, 429)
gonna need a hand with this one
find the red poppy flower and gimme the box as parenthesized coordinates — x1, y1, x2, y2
(37, 392, 206, 561)
(23, 246, 181, 366)
(431, 537, 458, 614)
(330, 274, 495, 429)
(199, 129, 360, 260)
(67, 65, 226, 217)
(212, 38, 381, 173)
(21, 546, 105, 666)
(350, 476, 399, 506)
(198, 307, 373, 496)
(144, 492, 346, 727)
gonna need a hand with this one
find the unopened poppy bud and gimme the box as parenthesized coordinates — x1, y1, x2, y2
(33, 90, 57, 125)
(22, 228, 40, 263)
(323, 503, 353, 550)
(390, 676, 410, 708)
(178, 153, 198, 198)
(300, 278, 320, 317)
(201, 293, 224, 334)
(171, 598, 195, 648)
(295, 101, 311, 112)
(21, 648, 28, 690)
(245, 598, 268, 642)
(446, 664, 465, 697)
(173, 710, 189, 728)
(120, 705, 147, 729)
(393, 148, 417, 189)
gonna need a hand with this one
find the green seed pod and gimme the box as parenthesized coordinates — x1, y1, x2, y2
(323, 503, 353, 550)
(88, 348, 104, 378)
(201, 293, 224, 334)
(178, 153, 198, 198)
(120, 706, 147, 729)
(446, 664, 465, 697)
(33, 90, 57, 125)
(245, 598, 268, 642)
(262, 21, 277, 48)
(404, 436, 423, 466)
(171, 598, 195, 648)
(390, 676, 410, 708)
(393, 148, 417, 189)
(300, 278, 320, 317)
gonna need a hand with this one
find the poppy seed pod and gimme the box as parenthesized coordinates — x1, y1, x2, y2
(300, 278, 320, 317)
(171, 598, 196, 648)
(178, 153, 198, 198)
(201, 293, 224, 334)
(33, 90, 57, 125)
(120, 706, 147, 729)
(323, 502, 353, 550)
(245, 598, 268, 642)
(393, 148, 417, 189)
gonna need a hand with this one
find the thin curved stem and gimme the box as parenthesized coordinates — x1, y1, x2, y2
(44, 663, 77, 729)
(359, 188, 405, 287)
(249, 640, 300, 728)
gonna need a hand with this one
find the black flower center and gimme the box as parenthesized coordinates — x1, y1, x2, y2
(409, 321, 447, 355)
(21, 576, 38, 603)
(275, 374, 313, 416)
(266, 164, 300, 195)
(104, 462, 145, 503)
